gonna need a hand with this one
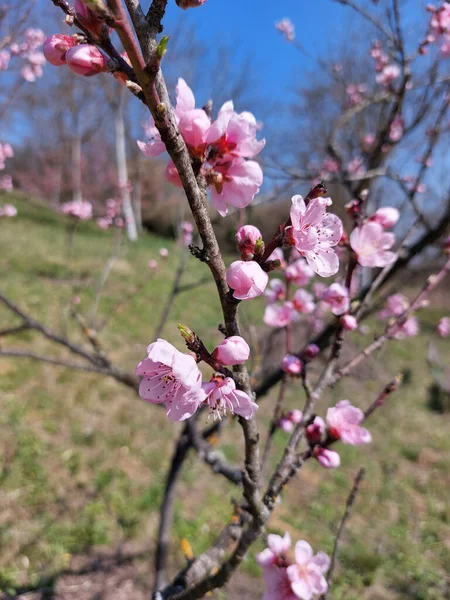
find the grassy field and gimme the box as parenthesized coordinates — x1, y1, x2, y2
(1, 194, 450, 600)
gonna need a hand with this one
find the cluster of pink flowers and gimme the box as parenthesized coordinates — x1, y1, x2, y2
(96, 198, 124, 230)
(275, 18, 295, 41)
(61, 199, 93, 220)
(257, 533, 330, 600)
(0, 203, 17, 218)
(44, 35, 107, 77)
(0, 143, 14, 192)
(1, 28, 45, 81)
(421, 3, 450, 56)
(135, 337, 257, 421)
(371, 40, 400, 86)
(346, 83, 367, 107)
(278, 409, 303, 433)
(138, 78, 264, 216)
(377, 293, 419, 339)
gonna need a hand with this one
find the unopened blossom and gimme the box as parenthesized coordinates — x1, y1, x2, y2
(286, 541, 330, 599)
(292, 289, 315, 314)
(43, 34, 77, 65)
(275, 18, 295, 41)
(306, 416, 325, 445)
(346, 83, 367, 107)
(61, 200, 92, 220)
(210, 158, 263, 217)
(202, 375, 258, 420)
(264, 279, 286, 304)
(314, 447, 341, 469)
(350, 221, 396, 268)
(304, 343, 320, 359)
(341, 314, 358, 331)
(257, 532, 292, 567)
(389, 115, 404, 142)
(281, 354, 302, 375)
(376, 64, 401, 86)
(279, 417, 294, 433)
(206, 100, 265, 159)
(148, 259, 158, 269)
(0, 203, 17, 217)
(176, 0, 207, 8)
(285, 195, 343, 277)
(66, 44, 107, 76)
(212, 336, 250, 365)
(159, 248, 169, 258)
(437, 316, 450, 337)
(321, 283, 349, 315)
(264, 301, 299, 328)
(74, 0, 105, 37)
(369, 206, 400, 229)
(327, 400, 372, 445)
(226, 260, 268, 300)
(285, 259, 314, 286)
(236, 224, 262, 260)
(136, 339, 205, 421)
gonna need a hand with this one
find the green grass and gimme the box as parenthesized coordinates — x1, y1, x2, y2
(1, 193, 450, 598)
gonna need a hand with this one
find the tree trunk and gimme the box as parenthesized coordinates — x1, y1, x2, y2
(115, 87, 138, 242)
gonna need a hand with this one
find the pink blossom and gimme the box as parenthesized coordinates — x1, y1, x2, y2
(96, 217, 110, 230)
(321, 283, 349, 315)
(43, 34, 76, 65)
(437, 316, 450, 337)
(281, 354, 302, 375)
(289, 409, 303, 424)
(326, 400, 372, 445)
(292, 289, 315, 314)
(165, 161, 183, 187)
(304, 344, 320, 359)
(206, 101, 265, 159)
(285, 259, 314, 286)
(0, 50, 10, 71)
(285, 195, 343, 277)
(306, 417, 326, 445)
(176, 79, 211, 156)
(257, 532, 292, 567)
(0, 203, 17, 217)
(159, 248, 169, 258)
(61, 200, 93, 220)
(369, 206, 400, 229)
(275, 18, 295, 41)
(286, 541, 330, 600)
(210, 158, 263, 217)
(179, 220, 193, 246)
(176, 0, 207, 8)
(66, 44, 107, 76)
(236, 225, 262, 260)
(135, 339, 205, 421)
(264, 301, 299, 328)
(264, 278, 286, 304)
(279, 418, 294, 433)
(389, 115, 404, 142)
(341, 314, 358, 331)
(350, 221, 396, 268)
(212, 336, 250, 365)
(376, 64, 401, 86)
(74, 0, 106, 37)
(0, 142, 13, 170)
(71, 295, 81, 305)
(137, 117, 166, 158)
(347, 156, 365, 176)
(392, 316, 419, 339)
(202, 375, 258, 420)
(148, 259, 158, 269)
(226, 260, 268, 300)
(314, 447, 341, 469)
(268, 247, 286, 269)
(346, 83, 367, 106)
(362, 133, 376, 151)
(378, 293, 409, 319)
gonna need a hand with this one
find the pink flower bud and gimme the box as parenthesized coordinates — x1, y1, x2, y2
(43, 34, 77, 66)
(226, 260, 268, 300)
(74, 0, 105, 37)
(306, 416, 325, 445)
(314, 447, 341, 469)
(304, 343, 320, 359)
(279, 417, 294, 433)
(341, 314, 358, 331)
(175, 0, 207, 8)
(288, 409, 303, 424)
(212, 336, 250, 365)
(235, 225, 262, 260)
(281, 354, 302, 375)
(148, 259, 158, 269)
(66, 44, 107, 76)
(369, 207, 400, 229)
(159, 247, 169, 258)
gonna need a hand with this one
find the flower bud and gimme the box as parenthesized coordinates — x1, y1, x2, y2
(287, 409, 303, 424)
(279, 417, 294, 433)
(43, 34, 77, 66)
(175, 0, 207, 8)
(341, 314, 358, 331)
(74, 0, 105, 38)
(304, 343, 320, 359)
(369, 206, 400, 229)
(306, 416, 325, 445)
(66, 44, 107, 76)
(281, 354, 302, 375)
(235, 225, 263, 261)
(212, 335, 250, 365)
(314, 447, 341, 469)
